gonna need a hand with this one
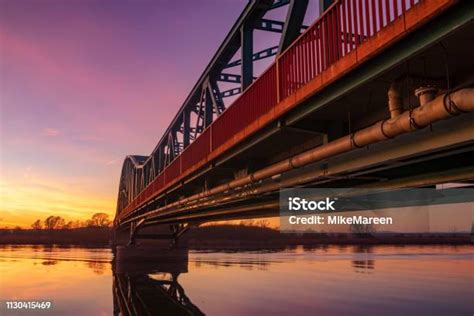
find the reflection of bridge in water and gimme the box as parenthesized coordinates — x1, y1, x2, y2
(113, 247, 204, 316)
(111, 245, 386, 315)
(113, 0, 474, 245)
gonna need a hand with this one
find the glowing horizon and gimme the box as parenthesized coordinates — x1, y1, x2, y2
(0, 0, 248, 228)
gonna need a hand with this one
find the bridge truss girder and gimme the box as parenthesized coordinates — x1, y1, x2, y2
(116, 0, 313, 216)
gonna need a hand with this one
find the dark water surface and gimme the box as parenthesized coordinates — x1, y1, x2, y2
(0, 245, 472, 315)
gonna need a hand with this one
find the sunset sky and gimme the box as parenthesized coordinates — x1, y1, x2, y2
(1, 1, 471, 231)
(0, 0, 250, 228)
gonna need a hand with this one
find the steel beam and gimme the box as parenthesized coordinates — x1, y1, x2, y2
(241, 21, 254, 90)
(220, 87, 241, 98)
(270, 0, 290, 10)
(144, 162, 474, 225)
(218, 73, 241, 83)
(279, 0, 309, 53)
(319, 0, 334, 13)
(255, 19, 285, 33)
(204, 86, 213, 127)
(224, 46, 278, 68)
(182, 110, 190, 148)
(208, 80, 225, 114)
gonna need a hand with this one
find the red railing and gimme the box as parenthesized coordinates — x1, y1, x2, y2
(279, 0, 421, 99)
(120, 0, 437, 219)
(181, 127, 211, 172)
(212, 64, 277, 151)
(164, 157, 181, 185)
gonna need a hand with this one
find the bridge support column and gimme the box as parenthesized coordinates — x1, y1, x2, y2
(128, 219, 145, 246)
(171, 223, 191, 246)
(125, 221, 191, 247)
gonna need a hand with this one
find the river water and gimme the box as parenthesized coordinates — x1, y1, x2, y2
(0, 245, 472, 315)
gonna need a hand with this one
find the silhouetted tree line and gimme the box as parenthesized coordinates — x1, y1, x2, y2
(31, 213, 112, 230)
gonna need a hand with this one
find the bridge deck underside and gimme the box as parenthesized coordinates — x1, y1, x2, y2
(141, 114, 473, 226)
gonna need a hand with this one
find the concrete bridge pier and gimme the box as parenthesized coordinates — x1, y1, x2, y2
(114, 244, 189, 265)
(111, 220, 192, 249)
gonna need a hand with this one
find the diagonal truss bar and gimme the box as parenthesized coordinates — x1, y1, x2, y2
(255, 18, 285, 32)
(224, 46, 279, 68)
(218, 73, 241, 83)
(220, 87, 242, 98)
(278, 0, 309, 52)
(270, 0, 290, 9)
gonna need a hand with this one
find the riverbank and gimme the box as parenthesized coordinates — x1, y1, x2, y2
(0, 227, 112, 245)
(183, 225, 472, 249)
(1, 225, 471, 247)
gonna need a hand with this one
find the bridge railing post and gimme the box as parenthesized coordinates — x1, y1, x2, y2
(276, 55, 281, 104)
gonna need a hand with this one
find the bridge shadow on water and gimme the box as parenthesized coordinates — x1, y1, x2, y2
(112, 246, 204, 316)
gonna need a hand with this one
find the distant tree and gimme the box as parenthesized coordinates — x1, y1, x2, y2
(239, 219, 255, 226)
(31, 219, 43, 230)
(350, 223, 375, 237)
(89, 213, 111, 227)
(72, 220, 84, 228)
(256, 219, 270, 228)
(44, 216, 66, 230)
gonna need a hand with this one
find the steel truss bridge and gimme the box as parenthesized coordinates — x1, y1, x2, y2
(114, 0, 474, 243)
